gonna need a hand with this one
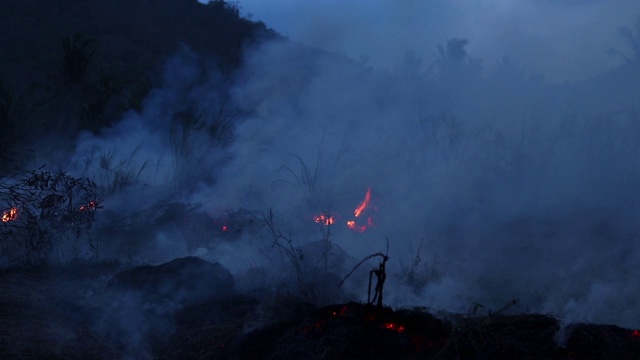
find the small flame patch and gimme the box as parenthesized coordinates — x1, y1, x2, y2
(354, 188, 372, 218)
(78, 201, 97, 211)
(314, 213, 338, 226)
(346, 188, 375, 232)
(2, 208, 18, 222)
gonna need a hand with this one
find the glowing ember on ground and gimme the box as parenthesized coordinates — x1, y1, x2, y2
(384, 322, 406, 333)
(347, 220, 368, 233)
(2, 207, 18, 222)
(633, 330, 640, 338)
(78, 201, 97, 211)
(314, 213, 337, 226)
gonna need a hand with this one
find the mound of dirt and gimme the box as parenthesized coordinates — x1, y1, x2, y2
(108, 256, 235, 307)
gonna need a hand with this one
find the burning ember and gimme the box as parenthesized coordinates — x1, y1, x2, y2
(2, 207, 18, 222)
(314, 212, 338, 226)
(78, 201, 97, 211)
(384, 322, 406, 333)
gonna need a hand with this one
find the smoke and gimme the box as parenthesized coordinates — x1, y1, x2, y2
(46, 0, 640, 332)
(235, 0, 640, 82)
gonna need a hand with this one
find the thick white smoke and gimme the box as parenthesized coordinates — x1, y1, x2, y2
(234, 0, 640, 82)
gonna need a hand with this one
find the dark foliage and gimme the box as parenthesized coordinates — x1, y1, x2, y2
(60, 32, 95, 85)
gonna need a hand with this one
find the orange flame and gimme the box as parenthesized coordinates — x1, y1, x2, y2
(354, 188, 371, 218)
(2, 207, 18, 222)
(346, 188, 375, 232)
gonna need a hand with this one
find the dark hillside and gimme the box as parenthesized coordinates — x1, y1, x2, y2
(0, 0, 275, 168)
(0, 0, 273, 88)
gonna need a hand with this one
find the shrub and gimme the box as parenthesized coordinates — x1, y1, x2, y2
(60, 32, 95, 85)
(0, 167, 102, 266)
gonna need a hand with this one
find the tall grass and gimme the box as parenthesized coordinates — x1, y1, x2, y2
(97, 146, 153, 195)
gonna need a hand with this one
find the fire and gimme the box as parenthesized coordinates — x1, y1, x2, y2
(311, 188, 376, 232)
(78, 201, 97, 211)
(354, 188, 371, 218)
(314, 213, 337, 226)
(2, 207, 18, 222)
(346, 188, 375, 232)
(347, 220, 368, 233)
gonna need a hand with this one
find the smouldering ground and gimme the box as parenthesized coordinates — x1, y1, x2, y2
(1, 258, 639, 360)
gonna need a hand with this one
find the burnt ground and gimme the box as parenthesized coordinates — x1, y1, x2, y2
(0, 257, 639, 360)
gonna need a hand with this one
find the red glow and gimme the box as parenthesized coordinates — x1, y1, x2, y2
(384, 322, 406, 333)
(222, 226, 228, 232)
(2, 207, 17, 222)
(633, 330, 640, 338)
(411, 336, 436, 350)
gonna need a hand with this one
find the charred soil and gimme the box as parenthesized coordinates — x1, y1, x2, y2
(0, 258, 639, 360)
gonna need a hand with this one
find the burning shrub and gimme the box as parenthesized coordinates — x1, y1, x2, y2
(0, 167, 102, 266)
